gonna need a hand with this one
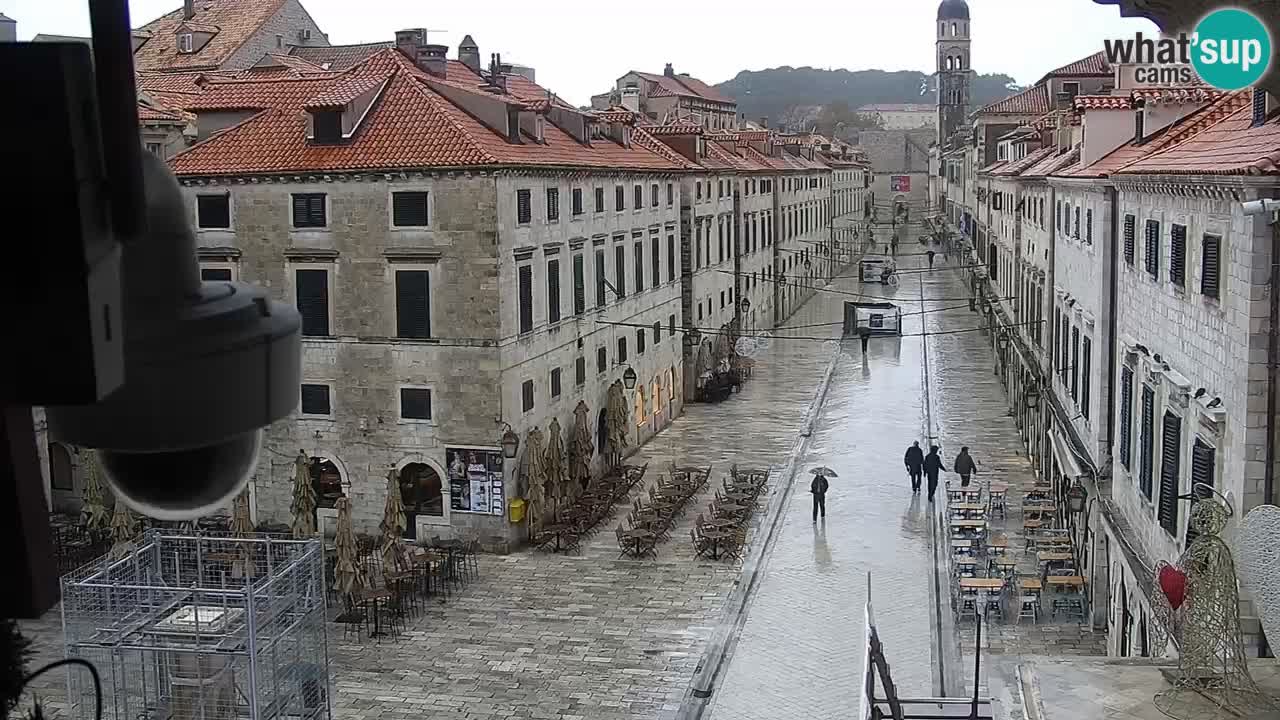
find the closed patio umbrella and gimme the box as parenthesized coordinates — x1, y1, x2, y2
(79, 450, 111, 536)
(568, 401, 594, 491)
(606, 381, 630, 468)
(290, 450, 317, 538)
(523, 426, 546, 527)
(544, 418, 567, 511)
(230, 489, 256, 578)
(379, 467, 406, 582)
(108, 502, 138, 559)
(333, 496, 363, 602)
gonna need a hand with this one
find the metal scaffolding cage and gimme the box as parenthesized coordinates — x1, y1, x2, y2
(60, 531, 331, 720)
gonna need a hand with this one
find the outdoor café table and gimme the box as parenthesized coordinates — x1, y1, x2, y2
(952, 519, 986, 530)
(950, 539, 974, 553)
(990, 555, 1019, 574)
(708, 516, 737, 529)
(358, 587, 393, 638)
(1019, 578, 1044, 593)
(959, 578, 1005, 591)
(541, 523, 572, 552)
(715, 502, 746, 517)
(951, 503, 986, 512)
(725, 491, 753, 503)
(1037, 551, 1074, 564)
(622, 528, 655, 557)
(1047, 575, 1085, 590)
(1023, 519, 1044, 531)
(702, 529, 730, 560)
(987, 536, 1009, 551)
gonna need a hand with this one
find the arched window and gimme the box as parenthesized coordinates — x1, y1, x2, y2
(940, 22, 946, 36)
(667, 368, 676, 401)
(652, 378, 662, 414)
(945, 56, 953, 71)
(634, 385, 647, 426)
(957, 54, 965, 70)
(951, 22, 957, 36)
(400, 462, 444, 538)
(309, 457, 345, 510)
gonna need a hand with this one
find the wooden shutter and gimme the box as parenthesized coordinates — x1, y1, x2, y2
(651, 237, 660, 287)
(1158, 411, 1182, 535)
(1085, 208, 1093, 244)
(572, 188, 582, 216)
(551, 368, 562, 398)
(633, 185, 642, 208)
(295, 268, 329, 336)
(1081, 335, 1092, 419)
(292, 193, 326, 228)
(667, 235, 676, 283)
(399, 388, 431, 420)
(517, 189, 531, 224)
(1144, 220, 1159, 278)
(1123, 215, 1135, 265)
(615, 244, 626, 297)
(575, 357, 586, 385)
(616, 185, 624, 210)
(1201, 234, 1221, 299)
(653, 321, 661, 342)
(1139, 384, 1155, 499)
(637, 328, 646, 354)
(596, 347, 607, 373)
(1119, 366, 1133, 469)
(546, 259, 561, 323)
(595, 250, 606, 307)
(1073, 206, 1080, 239)
(572, 255, 585, 315)
(518, 264, 533, 333)
(395, 270, 431, 339)
(521, 380, 534, 412)
(391, 191, 428, 227)
(594, 187, 604, 212)
(546, 188, 559, 221)
(1186, 439, 1216, 543)
(1170, 224, 1186, 287)
(1070, 326, 1079, 401)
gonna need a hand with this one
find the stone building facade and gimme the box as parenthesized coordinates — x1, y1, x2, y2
(597, 65, 738, 131)
(131, 0, 329, 74)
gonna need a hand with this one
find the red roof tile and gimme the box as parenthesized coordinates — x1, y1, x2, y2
(170, 49, 690, 176)
(1130, 86, 1223, 106)
(137, 70, 235, 94)
(303, 73, 390, 109)
(594, 107, 639, 123)
(1116, 106, 1280, 175)
(1022, 147, 1079, 177)
(133, 0, 290, 72)
(669, 74, 734, 104)
(289, 43, 393, 72)
(635, 71, 734, 105)
(1075, 94, 1131, 110)
(992, 145, 1056, 176)
(138, 100, 185, 123)
(642, 123, 703, 135)
(977, 85, 1050, 115)
(1038, 51, 1111, 83)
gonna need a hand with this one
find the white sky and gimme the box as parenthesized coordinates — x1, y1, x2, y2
(5, 0, 1157, 106)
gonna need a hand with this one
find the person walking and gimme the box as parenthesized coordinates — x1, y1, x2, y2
(904, 441, 925, 493)
(810, 473, 829, 521)
(954, 446, 979, 487)
(923, 445, 947, 502)
(926, 249, 936, 269)
(890, 233, 899, 257)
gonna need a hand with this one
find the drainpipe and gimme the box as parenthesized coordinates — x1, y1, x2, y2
(1044, 182, 1058, 480)
(1265, 207, 1278, 508)
(1105, 186, 1120, 457)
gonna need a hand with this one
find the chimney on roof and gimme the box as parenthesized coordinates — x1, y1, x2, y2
(488, 53, 507, 93)
(395, 28, 426, 62)
(415, 44, 448, 78)
(183, 0, 195, 20)
(459, 34, 480, 74)
(0, 13, 15, 43)
(759, 117, 768, 129)
(664, 63, 674, 78)
(621, 81, 640, 113)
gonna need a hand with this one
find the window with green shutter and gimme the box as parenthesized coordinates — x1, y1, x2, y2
(1201, 234, 1221, 299)
(391, 191, 429, 227)
(1186, 439, 1216, 544)
(1081, 335, 1092, 419)
(546, 259, 561, 324)
(1144, 220, 1160, 279)
(572, 255, 585, 316)
(1158, 411, 1182, 536)
(1170, 224, 1187, 287)
(517, 264, 533, 334)
(1123, 215, 1136, 265)
(1139, 384, 1155, 500)
(295, 268, 329, 336)
(395, 270, 431, 339)
(291, 193, 326, 228)
(1119, 366, 1133, 470)
(516, 189, 531, 224)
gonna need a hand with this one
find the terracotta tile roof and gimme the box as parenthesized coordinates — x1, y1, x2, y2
(1116, 106, 1280, 175)
(1130, 86, 1223, 106)
(642, 123, 703, 135)
(177, 21, 221, 34)
(133, 0, 289, 72)
(977, 84, 1050, 116)
(594, 107, 639, 123)
(303, 73, 390, 110)
(170, 49, 690, 176)
(992, 145, 1056, 176)
(1030, 110, 1070, 130)
(249, 53, 328, 74)
(980, 160, 1008, 174)
(1038, 51, 1111, 83)
(137, 70, 234, 94)
(669, 74, 734, 104)
(635, 71, 734, 105)
(631, 127, 702, 170)
(1022, 146, 1080, 177)
(137, 100, 186, 123)
(289, 43, 393, 72)
(1075, 94, 1131, 110)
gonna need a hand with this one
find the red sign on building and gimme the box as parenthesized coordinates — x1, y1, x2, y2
(891, 175, 911, 193)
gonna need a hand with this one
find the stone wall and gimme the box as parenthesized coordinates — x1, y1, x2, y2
(223, 0, 329, 70)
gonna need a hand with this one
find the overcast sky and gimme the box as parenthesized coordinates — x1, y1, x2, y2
(6, 0, 1157, 105)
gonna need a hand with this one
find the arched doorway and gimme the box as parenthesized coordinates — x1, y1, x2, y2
(310, 457, 345, 510)
(49, 442, 73, 491)
(399, 461, 445, 539)
(635, 385, 647, 428)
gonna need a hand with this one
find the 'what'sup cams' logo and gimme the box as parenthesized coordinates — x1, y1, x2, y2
(1103, 7, 1273, 91)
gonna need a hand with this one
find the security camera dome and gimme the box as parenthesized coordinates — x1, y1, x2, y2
(47, 150, 301, 520)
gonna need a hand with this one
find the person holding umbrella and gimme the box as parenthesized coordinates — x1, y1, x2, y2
(810, 467, 835, 521)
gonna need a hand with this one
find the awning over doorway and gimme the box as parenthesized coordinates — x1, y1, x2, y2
(1051, 428, 1085, 480)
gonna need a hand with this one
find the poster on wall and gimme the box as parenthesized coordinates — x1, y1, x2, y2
(890, 175, 911, 193)
(445, 447, 505, 516)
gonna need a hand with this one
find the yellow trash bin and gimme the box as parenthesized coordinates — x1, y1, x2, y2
(508, 498, 526, 524)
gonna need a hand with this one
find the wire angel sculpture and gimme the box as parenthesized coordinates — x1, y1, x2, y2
(1149, 488, 1279, 720)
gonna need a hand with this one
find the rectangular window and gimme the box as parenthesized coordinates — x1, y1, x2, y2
(392, 191, 429, 227)
(595, 249, 607, 307)
(516, 189, 532, 224)
(594, 187, 605, 213)
(1081, 335, 1092, 419)
(1158, 411, 1182, 536)
(291, 193, 326, 228)
(597, 347, 607, 374)
(1123, 214, 1136, 265)
(1139, 384, 1155, 500)
(546, 259, 561, 324)
(550, 368, 562, 399)
(634, 184, 642, 209)
(571, 188, 583, 216)
(295, 268, 329, 336)
(695, 224, 703, 269)
(1144, 219, 1160, 279)
(572, 255, 585, 315)
(614, 245, 626, 298)
(719, 290, 725, 309)
(667, 235, 676, 282)
(546, 188, 560, 222)
(653, 321, 661, 343)
(521, 379, 534, 412)
(1119, 366, 1133, 470)
(617, 336, 627, 362)
(1085, 208, 1093, 244)
(615, 185, 625, 211)
(575, 357, 586, 385)
(300, 383, 331, 416)
(1187, 439, 1216, 543)
(651, 236, 660, 289)
(1073, 206, 1080, 239)
(1170, 223, 1187, 287)
(518, 264, 534, 334)
(637, 328, 646, 355)
(201, 267, 233, 281)
(1070, 325, 1080, 401)
(668, 314, 676, 340)
(1201, 234, 1221, 299)
(400, 388, 432, 420)
(633, 242, 644, 293)
(197, 194, 231, 229)
(394, 269, 431, 339)
(667, 183, 674, 206)
(651, 183, 659, 207)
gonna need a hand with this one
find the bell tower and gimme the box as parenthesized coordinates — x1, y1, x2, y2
(936, 0, 972, 147)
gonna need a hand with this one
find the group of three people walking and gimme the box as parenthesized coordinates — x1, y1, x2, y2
(903, 441, 979, 501)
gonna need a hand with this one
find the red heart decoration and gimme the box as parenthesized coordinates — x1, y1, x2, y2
(1159, 565, 1187, 610)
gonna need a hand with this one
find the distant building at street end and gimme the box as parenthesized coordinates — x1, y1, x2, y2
(593, 64, 738, 131)
(130, 0, 330, 73)
(858, 103, 936, 130)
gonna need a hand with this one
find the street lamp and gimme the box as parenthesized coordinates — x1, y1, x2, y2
(497, 421, 520, 459)
(1066, 481, 1088, 513)
(686, 327, 702, 345)
(804, 258, 812, 270)
(622, 365, 638, 390)
(1024, 385, 1041, 410)
(997, 332, 1010, 351)
(740, 297, 751, 312)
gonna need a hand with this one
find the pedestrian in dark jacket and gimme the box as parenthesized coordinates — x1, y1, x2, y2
(904, 441, 925, 492)
(954, 446, 979, 487)
(923, 445, 947, 502)
(810, 474, 829, 521)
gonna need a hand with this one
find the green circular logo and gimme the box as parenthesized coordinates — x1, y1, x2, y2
(1191, 8, 1273, 91)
